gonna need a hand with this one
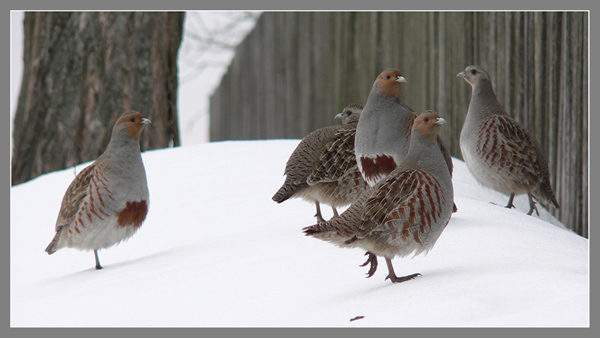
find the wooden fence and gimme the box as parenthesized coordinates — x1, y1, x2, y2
(209, 12, 588, 237)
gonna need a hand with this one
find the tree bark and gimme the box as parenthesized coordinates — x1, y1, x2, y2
(12, 12, 184, 185)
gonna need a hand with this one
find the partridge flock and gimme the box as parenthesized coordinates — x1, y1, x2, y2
(45, 66, 559, 282)
(304, 112, 454, 283)
(278, 66, 558, 284)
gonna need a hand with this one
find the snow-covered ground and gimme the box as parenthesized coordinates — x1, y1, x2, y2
(10, 140, 589, 327)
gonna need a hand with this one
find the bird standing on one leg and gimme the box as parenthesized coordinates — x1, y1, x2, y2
(272, 104, 367, 222)
(457, 65, 559, 215)
(45, 111, 151, 270)
(304, 112, 454, 284)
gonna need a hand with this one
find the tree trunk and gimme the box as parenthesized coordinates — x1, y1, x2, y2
(12, 12, 184, 185)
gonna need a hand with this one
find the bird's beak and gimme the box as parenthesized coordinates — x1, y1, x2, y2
(141, 118, 152, 125)
(435, 117, 447, 125)
(457, 71, 466, 78)
(396, 76, 406, 83)
(335, 112, 344, 120)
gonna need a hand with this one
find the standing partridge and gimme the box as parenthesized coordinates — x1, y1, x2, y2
(355, 69, 414, 187)
(304, 112, 454, 283)
(45, 111, 151, 270)
(354, 69, 456, 271)
(457, 65, 559, 215)
(273, 104, 366, 222)
(355, 69, 454, 186)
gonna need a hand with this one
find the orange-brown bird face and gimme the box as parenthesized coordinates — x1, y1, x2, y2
(116, 111, 151, 142)
(413, 111, 446, 141)
(376, 69, 406, 98)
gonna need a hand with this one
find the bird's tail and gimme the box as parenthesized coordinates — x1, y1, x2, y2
(273, 175, 308, 203)
(272, 185, 295, 203)
(303, 197, 364, 247)
(532, 140, 559, 210)
(45, 227, 64, 255)
(535, 178, 560, 209)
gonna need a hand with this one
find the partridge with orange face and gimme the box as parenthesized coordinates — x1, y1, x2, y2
(457, 65, 559, 215)
(45, 111, 151, 270)
(305, 112, 454, 283)
(353, 69, 456, 273)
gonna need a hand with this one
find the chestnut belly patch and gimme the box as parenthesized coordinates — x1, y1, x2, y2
(117, 200, 148, 229)
(360, 155, 397, 181)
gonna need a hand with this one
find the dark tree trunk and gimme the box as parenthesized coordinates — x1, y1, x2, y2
(12, 12, 184, 185)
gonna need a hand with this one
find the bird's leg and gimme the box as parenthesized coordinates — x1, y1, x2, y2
(505, 193, 516, 209)
(359, 251, 378, 278)
(94, 250, 103, 270)
(526, 193, 540, 216)
(315, 201, 325, 223)
(332, 206, 339, 218)
(384, 257, 421, 283)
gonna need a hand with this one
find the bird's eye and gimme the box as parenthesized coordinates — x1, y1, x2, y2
(471, 69, 477, 75)
(130, 118, 135, 122)
(424, 118, 429, 123)
(386, 75, 391, 80)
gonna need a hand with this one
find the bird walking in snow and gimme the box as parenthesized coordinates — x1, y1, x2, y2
(304, 112, 454, 283)
(45, 111, 151, 270)
(457, 65, 559, 216)
(273, 104, 367, 222)
(353, 68, 456, 273)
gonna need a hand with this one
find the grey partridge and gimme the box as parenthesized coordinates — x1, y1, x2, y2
(304, 112, 454, 283)
(273, 105, 366, 222)
(355, 69, 454, 186)
(457, 65, 559, 215)
(354, 69, 456, 271)
(45, 111, 151, 270)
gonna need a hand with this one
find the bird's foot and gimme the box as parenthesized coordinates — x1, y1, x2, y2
(94, 250, 103, 270)
(527, 193, 540, 216)
(359, 252, 378, 278)
(527, 204, 540, 216)
(385, 272, 421, 283)
(505, 193, 516, 209)
(490, 201, 514, 209)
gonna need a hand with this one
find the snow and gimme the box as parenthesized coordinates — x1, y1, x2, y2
(10, 140, 589, 327)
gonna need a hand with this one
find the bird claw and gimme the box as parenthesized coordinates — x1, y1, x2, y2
(385, 272, 421, 283)
(359, 252, 378, 278)
(526, 194, 540, 216)
(527, 204, 540, 216)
